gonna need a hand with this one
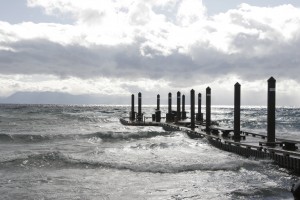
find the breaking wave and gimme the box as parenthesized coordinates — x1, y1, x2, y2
(86, 131, 172, 141)
(0, 130, 172, 143)
(0, 151, 266, 174)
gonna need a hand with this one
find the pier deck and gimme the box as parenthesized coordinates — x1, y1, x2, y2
(120, 118, 300, 175)
(124, 77, 300, 175)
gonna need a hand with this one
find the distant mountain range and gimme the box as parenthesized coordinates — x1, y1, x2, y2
(0, 91, 129, 105)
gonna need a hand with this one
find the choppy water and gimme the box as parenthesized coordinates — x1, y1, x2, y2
(0, 104, 299, 199)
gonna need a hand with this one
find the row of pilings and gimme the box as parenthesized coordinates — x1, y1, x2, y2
(129, 77, 276, 145)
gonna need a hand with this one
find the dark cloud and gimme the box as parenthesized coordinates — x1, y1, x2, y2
(0, 39, 196, 81)
(1, 34, 300, 87)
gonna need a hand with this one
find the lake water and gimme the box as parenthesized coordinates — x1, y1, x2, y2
(0, 104, 299, 199)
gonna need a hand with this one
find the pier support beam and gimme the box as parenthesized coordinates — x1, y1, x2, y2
(191, 89, 195, 130)
(137, 92, 143, 122)
(130, 94, 135, 121)
(176, 91, 181, 122)
(182, 95, 187, 120)
(234, 83, 241, 141)
(206, 87, 211, 132)
(196, 93, 203, 124)
(267, 77, 276, 145)
(166, 92, 173, 122)
(155, 94, 161, 122)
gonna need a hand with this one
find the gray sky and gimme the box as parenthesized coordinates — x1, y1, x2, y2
(1, 0, 300, 105)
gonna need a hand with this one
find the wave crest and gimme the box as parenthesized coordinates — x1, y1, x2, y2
(0, 130, 171, 143)
(0, 151, 253, 173)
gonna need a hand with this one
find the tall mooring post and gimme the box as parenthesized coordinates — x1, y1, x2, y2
(267, 77, 276, 145)
(182, 95, 187, 120)
(196, 93, 203, 123)
(155, 94, 161, 122)
(234, 83, 241, 141)
(166, 92, 173, 122)
(176, 91, 181, 122)
(157, 94, 160, 111)
(206, 87, 211, 132)
(168, 92, 172, 113)
(190, 89, 195, 130)
(130, 94, 135, 121)
(137, 92, 142, 122)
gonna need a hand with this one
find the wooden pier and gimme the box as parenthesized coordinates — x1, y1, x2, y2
(121, 77, 300, 175)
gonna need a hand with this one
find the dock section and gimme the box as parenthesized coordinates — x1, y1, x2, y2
(120, 77, 300, 175)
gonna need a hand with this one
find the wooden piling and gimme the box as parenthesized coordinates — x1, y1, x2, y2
(196, 93, 202, 123)
(168, 92, 172, 114)
(191, 89, 195, 130)
(156, 94, 161, 122)
(206, 87, 211, 132)
(130, 94, 135, 121)
(177, 91, 181, 121)
(157, 94, 160, 111)
(267, 77, 276, 145)
(198, 93, 201, 115)
(182, 94, 187, 119)
(166, 92, 173, 122)
(234, 82, 241, 141)
(137, 92, 142, 122)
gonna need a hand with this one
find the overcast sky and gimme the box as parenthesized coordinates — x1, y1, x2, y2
(1, 0, 300, 105)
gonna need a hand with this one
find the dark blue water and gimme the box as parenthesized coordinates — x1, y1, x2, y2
(0, 104, 298, 199)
